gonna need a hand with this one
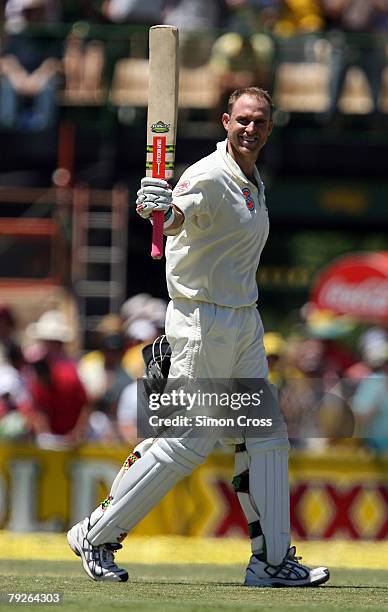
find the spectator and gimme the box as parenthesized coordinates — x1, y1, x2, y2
(118, 335, 171, 445)
(4, 0, 61, 33)
(320, 0, 388, 117)
(258, 0, 284, 31)
(62, 22, 105, 103)
(120, 293, 166, 330)
(220, 0, 276, 87)
(113, 298, 168, 443)
(0, 0, 61, 131)
(102, 0, 165, 25)
(122, 318, 158, 379)
(274, 0, 325, 35)
(116, 380, 138, 443)
(268, 0, 326, 67)
(263, 331, 287, 387)
(78, 315, 133, 440)
(209, 31, 275, 106)
(0, 343, 33, 441)
(120, 294, 166, 379)
(0, 302, 17, 345)
(0, 303, 31, 406)
(280, 337, 326, 446)
(162, 0, 227, 67)
(279, 337, 352, 448)
(304, 308, 356, 378)
(61, 0, 106, 23)
(24, 310, 90, 449)
(344, 327, 384, 384)
(352, 332, 388, 452)
(224, 0, 263, 34)
(119, 293, 152, 323)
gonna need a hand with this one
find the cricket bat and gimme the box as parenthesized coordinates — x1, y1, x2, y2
(146, 25, 179, 259)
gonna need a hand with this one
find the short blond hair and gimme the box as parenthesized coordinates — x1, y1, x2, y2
(227, 87, 274, 118)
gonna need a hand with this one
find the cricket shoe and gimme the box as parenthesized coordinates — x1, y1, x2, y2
(67, 517, 128, 582)
(244, 546, 329, 587)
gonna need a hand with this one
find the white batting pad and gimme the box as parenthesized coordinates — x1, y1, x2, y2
(110, 438, 154, 498)
(89, 439, 155, 528)
(246, 438, 290, 566)
(87, 435, 218, 546)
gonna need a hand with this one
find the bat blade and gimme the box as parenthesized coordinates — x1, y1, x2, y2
(146, 25, 179, 259)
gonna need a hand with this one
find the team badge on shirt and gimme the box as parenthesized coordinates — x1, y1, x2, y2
(175, 180, 190, 195)
(242, 188, 255, 212)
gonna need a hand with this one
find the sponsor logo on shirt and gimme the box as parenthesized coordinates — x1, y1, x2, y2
(175, 180, 190, 195)
(242, 188, 255, 212)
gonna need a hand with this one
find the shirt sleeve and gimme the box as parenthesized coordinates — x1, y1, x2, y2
(172, 172, 212, 229)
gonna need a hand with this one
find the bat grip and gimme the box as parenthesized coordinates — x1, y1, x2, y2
(151, 211, 164, 259)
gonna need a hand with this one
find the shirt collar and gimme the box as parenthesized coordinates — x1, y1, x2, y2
(217, 139, 263, 194)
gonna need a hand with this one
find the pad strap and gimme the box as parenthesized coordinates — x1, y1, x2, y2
(248, 520, 263, 539)
(232, 469, 249, 493)
(235, 442, 246, 453)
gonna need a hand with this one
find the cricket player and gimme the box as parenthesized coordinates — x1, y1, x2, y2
(68, 87, 330, 587)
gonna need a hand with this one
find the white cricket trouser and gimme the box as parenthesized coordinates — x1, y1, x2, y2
(165, 298, 269, 379)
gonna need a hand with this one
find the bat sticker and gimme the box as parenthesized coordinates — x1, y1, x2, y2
(146, 161, 174, 170)
(151, 121, 170, 133)
(152, 135, 166, 178)
(147, 144, 175, 153)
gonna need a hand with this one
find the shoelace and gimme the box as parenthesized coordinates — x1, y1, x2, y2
(286, 546, 302, 564)
(100, 543, 123, 567)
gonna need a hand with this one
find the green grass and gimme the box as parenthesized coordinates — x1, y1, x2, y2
(0, 561, 387, 611)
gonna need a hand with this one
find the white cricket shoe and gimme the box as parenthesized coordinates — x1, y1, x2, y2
(67, 517, 129, 582)
(244, 546, 329, 587)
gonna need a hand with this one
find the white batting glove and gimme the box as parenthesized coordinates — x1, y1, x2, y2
(136, 177, 172, 220)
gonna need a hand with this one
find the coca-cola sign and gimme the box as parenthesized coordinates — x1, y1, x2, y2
(311, 252, 388, 323)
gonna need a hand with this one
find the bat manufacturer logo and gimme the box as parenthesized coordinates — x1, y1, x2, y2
(242, 188, 255, 212)
(151, 121, 170, 133)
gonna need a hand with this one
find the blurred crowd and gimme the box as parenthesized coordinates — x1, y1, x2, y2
(0, 0, 387, 453)
(0, 295, 166, 448)
(1, 0, 383, 33)
(0, 296, 387, 455)
(0, 0, 387, 131)
(264, 311, 388, 453)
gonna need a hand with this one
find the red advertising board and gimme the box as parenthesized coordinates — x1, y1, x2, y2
(311, 252, 388, 323)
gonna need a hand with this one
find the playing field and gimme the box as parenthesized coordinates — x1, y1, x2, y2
(1, 534, 388, 611)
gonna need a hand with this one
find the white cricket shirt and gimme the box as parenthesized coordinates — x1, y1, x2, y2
(166, 139, 269, 308)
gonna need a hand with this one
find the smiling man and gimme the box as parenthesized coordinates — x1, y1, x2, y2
(223, 89, 273, 180)
(68, 88, 330, 588)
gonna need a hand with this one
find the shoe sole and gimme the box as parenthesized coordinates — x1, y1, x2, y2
(244, 568, 330, 588)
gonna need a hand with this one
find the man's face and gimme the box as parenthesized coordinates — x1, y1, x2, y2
(222, 94, 273, 164)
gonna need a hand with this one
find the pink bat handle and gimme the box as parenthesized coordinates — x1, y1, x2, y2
(151, 210, 164, 259)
